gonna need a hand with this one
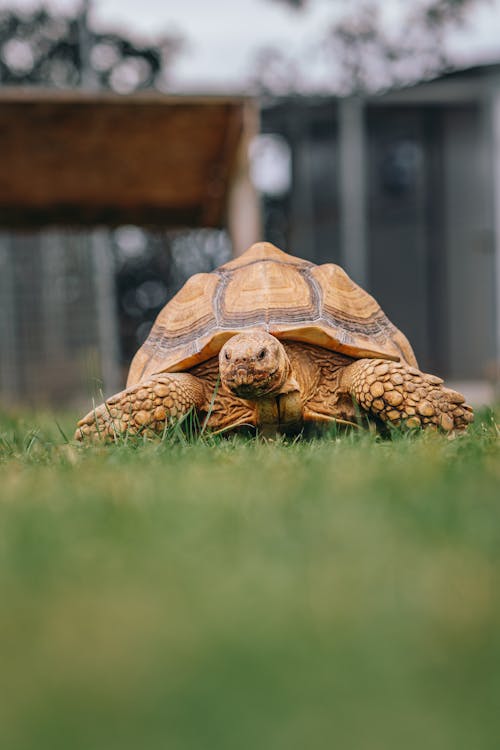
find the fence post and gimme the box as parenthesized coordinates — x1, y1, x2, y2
(91, 230, 122, 397)
(227, 103, 261, 256)
(0, 233, 18, 401)
(491, 84, 500, 388)
(339, 97, 368, 287)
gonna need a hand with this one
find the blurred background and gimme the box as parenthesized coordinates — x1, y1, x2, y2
(0, 0, 499, 409)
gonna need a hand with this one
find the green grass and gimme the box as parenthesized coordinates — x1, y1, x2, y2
(0, 409, 499, 750)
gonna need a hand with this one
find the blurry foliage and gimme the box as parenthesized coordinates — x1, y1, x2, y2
(0, 4, 182, 89)
(260, 0, 493, 93)
(271, 0, 308, 7)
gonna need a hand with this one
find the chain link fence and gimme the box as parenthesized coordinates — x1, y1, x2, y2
(0, 227, 231, 409)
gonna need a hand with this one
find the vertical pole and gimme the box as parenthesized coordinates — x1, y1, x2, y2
(280, 104, 317, 261)
(491, 86, 500, 387)
(79, 0, 121, 394)
(227, 156, 262, 256)
(41, 230, 65, 361)
(228, 103, 262, 256)
(78, 0, 98, 89)
(0, 234, 18, 401)
(339, 97, 368, 287)
(91, 230, 122, 395)
(289, 109, 316, 261)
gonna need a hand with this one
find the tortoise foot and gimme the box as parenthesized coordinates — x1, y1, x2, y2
(343, 359, 474, 433)
(75, 373, 205, 442)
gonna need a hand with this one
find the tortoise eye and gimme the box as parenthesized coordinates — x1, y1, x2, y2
(224, 350, 231, 360)
(258, 348, 267, 360)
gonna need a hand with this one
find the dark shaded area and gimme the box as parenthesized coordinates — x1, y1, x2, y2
(113, 229, 231, 364)
(261, 99, 341, 264)
(0, 204, 204, 229)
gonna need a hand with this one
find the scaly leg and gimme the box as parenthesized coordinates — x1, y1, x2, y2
(75, 373, 206, 441)
(340, 359, 474, 432)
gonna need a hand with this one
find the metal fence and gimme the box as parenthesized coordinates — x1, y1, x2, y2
(0, 227, 231, 408)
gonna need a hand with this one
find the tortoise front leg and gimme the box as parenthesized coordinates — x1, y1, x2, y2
(75, 373, 206, 441)
(340, 359, 474, 432)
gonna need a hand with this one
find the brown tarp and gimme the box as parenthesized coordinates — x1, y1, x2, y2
(0, 89, 252, 228)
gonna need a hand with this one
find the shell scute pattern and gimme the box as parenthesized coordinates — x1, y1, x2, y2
(220, 263, 318, 328)
(127, 242, 417, 387)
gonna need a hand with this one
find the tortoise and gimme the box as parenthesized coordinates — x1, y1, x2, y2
(76, 242, 473, 440)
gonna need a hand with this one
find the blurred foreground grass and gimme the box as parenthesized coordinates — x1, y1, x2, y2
(0, 409, 499, 750)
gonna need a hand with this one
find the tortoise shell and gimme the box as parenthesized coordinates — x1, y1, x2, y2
(127, 242, 417, 386)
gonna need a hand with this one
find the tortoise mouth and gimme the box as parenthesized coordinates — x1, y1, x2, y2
(225, 366, 280, 399)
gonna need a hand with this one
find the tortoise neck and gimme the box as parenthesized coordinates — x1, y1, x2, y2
(255, 391, 303, 434)
(275, 356, 300, 396)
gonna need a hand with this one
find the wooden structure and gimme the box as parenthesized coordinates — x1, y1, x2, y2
(0, 89, 260, 253)
(0, 90, 260, 407)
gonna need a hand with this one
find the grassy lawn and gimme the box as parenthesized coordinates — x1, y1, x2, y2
(0, 409, 499, 750)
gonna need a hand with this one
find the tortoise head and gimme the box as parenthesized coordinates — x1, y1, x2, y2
(219, 331, 295, 400)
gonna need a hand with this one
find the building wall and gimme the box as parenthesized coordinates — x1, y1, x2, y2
(262, 83, 499, 383)
(442, 106, 496, 380)
(261, 100, 341, 264)
(366, 106, 433, 371)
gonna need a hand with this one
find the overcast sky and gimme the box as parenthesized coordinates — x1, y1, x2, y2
(1, 0, 500, 91)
